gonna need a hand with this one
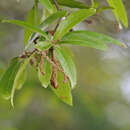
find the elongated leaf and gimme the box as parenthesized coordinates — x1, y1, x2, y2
(56, 0, 89, 9)
(96, 6, 114, 13)
(24, 8, 35, 46)
(107, 0, 128, 28)
(38, 55, 52, 88)
(0, 58, 21, 100)
(50, 71, 72, 106)
(39, 0, 54, 13)
(11, 70, 26, 106)
(54, 46, 77, 88)
(2, 20, 49, 40)
(34, 1, 41, 25)
(24, 3, 40, 46)
(42, 8, 52, 21)
(40, 11, 67, 28)
(35, 41, 52, 51)
(54, 8, 96, 40)
(10, 54, 34, 107)
(59, 40, 107, 50)
(15, 71, 26, 90)
(60, 30, 126, 48)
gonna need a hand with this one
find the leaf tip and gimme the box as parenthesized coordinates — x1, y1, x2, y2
(124, 22, 128, 28)
(121, 43, 128, 48)
(11, 98, 14, 108)
(1, 94, 10, 100)
(0, 20, 4, 23)
(64, 98, 73, 106)
(69, 101, 73, 107)
(71, 84, 77, 89)
(1, 19, 9, 24)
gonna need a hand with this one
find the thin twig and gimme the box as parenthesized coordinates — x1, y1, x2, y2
(34, 36, 40, 44)
(52, 0, 62, 35)
(53, 19, 61, 35)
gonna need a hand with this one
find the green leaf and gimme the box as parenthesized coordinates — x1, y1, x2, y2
(107, 0, 128, 28)
(59, 40, 107, 50)
(10, 54, 34, 107)
(42, 8, 52, 21)
(60, 30, 126, 48)
(96, 6, 114, 13)
(54, 46, 77, 88)
(0, 57, 21, 100)
(40, 11, 67, 28)
(15, 71, 26, 90)
(38, 55, 52, 88)
(39, 0, 54, 13)
(91, 0, 99, 8)
(24, 3, 40, 46)
(2, 19, 49, 40)
(24, 8, 35, 46)
(56, 0, 89, 9)
(53, 8, 96, 40)
(50, 71, 72, 106)
(11, 71, 26, 107)
(35, 41, 52, 51)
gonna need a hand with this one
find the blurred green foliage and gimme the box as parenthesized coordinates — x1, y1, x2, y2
(0, 0, 130, 130)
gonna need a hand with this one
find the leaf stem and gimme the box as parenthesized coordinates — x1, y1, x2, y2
(52, 0, 62, 35)
(52, 0, 61, 11)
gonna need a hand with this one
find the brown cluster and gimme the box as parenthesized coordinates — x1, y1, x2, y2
(20, 32, 68, 89)
(39, 47, 68, 89)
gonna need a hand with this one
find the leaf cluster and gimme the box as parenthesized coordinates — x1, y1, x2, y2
(0, 0, 128, 106)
